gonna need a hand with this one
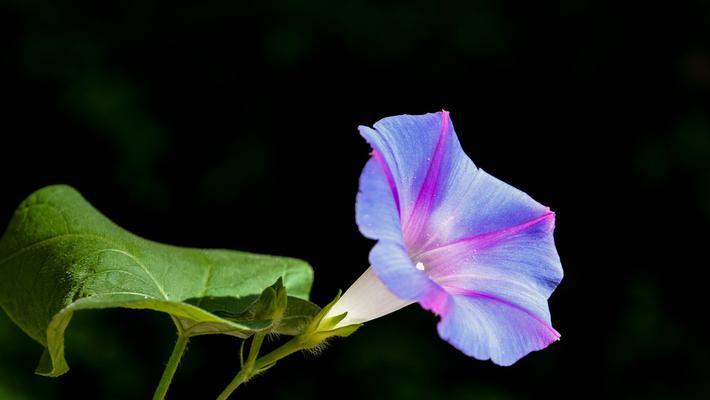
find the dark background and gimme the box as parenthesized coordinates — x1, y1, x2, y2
(1, 0, 709, 399)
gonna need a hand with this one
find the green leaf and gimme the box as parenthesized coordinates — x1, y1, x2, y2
(0, 185, 317, 377)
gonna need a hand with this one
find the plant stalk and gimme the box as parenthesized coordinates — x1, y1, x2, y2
(153, 334, 190, 400)
(216, 335, 305, 400)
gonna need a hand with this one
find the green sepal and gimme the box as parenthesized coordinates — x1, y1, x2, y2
(253, 277, 287, 323)
(223, 277, 320, 336)
(296, 290, 362, 348)
(321, 323, 361, 339)
(320, 311, 348, 330)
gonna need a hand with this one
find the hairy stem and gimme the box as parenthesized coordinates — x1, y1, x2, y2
(216, 335, 305, 400)
(153, 334, 189, 400)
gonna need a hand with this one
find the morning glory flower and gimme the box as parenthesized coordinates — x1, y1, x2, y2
(328, 111, 563, 366)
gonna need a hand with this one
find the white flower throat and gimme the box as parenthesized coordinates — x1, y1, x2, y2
(415, 261, 426, 271)
(325, 267, 415, 327)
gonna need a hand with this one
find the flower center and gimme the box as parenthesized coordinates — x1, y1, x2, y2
(415, 261, 426, 271)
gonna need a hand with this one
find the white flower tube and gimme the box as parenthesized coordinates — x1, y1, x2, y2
(326, 266, 414, 328)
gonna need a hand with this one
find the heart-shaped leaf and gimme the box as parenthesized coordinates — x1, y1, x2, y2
(0, 185, 317, 377)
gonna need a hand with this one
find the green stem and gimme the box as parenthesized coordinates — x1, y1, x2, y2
(246, 333, 265, 366)
(153, 334, 190, 400)
(216, 335, 304, 400)
(251, 336, 304, 368)
(215, 291, 361, 399)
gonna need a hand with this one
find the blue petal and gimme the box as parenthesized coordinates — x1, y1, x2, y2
(422, 170, 553, 252)
(357, 111, 563, 365)
(419, 211, 562, 299)
(360, 111, 552, 255)
(356, 155, 437, 301)
(437, 290, 560, 366)
(416, 179, 562, 365)
(358, 113, 448, 221)
(355, 157, 402, 243)
(359, 111, 472, 252)
(369, 240, 438, 301)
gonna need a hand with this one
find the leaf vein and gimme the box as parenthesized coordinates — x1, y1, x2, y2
(196, 250, 215, 306)
(0, 234, 112, 266)
(100, 249, 169, 300)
